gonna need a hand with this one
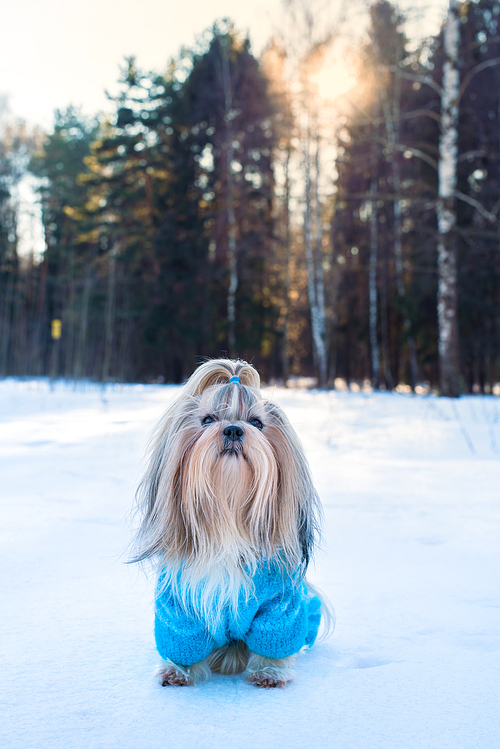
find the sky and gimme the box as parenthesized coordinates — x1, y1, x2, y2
(1, 0, 284, 128)
(0, 0, 449, 130)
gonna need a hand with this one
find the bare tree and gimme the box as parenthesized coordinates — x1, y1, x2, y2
(220, 39, 238, 357)
(303, 104, 328, 387)
(291, 40, 331, 390)
(437, 0, 460, 397)
(102, 244, 117, 384)
(380, 48, 418, 388)
(282, 141, 293, 383)
(368, 137, 381, 388)
(280, 0, 340, 387)
(74, 250, 96, 380)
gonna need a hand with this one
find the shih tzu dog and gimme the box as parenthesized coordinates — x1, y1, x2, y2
(130, 358, 331, 688)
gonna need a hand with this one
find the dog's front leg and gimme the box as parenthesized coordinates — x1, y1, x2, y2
(156, 657, 211, 686)
(245, 652, 297, 688)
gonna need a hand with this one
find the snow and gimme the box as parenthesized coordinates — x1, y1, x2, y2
(1, 379, 499, 749)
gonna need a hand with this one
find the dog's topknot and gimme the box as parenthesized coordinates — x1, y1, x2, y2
(183, 359, 261, 397)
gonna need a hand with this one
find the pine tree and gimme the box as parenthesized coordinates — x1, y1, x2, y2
(29, 107, 100, 378)
(80, 24, 279, 382)
(454, 0, 500, 392)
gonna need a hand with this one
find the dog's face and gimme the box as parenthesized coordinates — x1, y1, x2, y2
(132, 360, 318, 580)
(194, 382, 269, 459)
(181, 384, 278, 510)
(167, 383, 297, 556)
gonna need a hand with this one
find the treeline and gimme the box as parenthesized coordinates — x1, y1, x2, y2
(1, 2, 500, 392)
(334, 0, 500, 395)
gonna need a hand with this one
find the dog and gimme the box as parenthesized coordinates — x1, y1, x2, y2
(130, 358, 331, 688)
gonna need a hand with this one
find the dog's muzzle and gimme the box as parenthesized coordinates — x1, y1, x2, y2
(222, 424, 244, 454)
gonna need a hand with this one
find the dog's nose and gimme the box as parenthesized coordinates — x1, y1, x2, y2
(223, 425, 244, 441)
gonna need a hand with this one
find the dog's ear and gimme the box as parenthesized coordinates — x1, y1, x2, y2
(129, 391, 197, 565)
(263, 401, 321, 574)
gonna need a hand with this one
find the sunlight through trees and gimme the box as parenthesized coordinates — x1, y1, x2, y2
(2, 2, 500, 393)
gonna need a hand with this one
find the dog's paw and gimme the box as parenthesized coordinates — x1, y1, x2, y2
(156, 658, 212, 687)
(247, 672, 288, 689)
(245, 653, 296, 689)
(157, 665, 192, 687)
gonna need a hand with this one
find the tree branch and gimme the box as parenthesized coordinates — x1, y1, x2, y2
(388, 66, 442, 96)
(338, 192, 435, 203)
(385, 141, 438, 171)
(455, 190, 497, 223)
(457, 149, 487, 162)
(400, 108, 441, 123)
(459, 57, 500, 101)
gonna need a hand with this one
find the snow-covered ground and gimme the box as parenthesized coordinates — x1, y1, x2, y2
(1, 379, 499, 749)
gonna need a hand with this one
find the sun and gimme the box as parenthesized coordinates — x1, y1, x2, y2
(313, 52, 357, 103)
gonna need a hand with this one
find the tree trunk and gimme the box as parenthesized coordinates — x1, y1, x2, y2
(369, 179, 380, 388)
(329, 206, 340, 384)
(380, 262, 393, 389)
(369, 131, 380, 388)
(74, 262, 94, 380)
(282, 145, 292, 385)
(221, 41, 238, 356)
(382, 54, 419, 389)
(102, 247, 117, 384)
(12, 260, 27, 375)
(303, 115, 328, 388)
(32, 245, 49, 375)
(63, 243, 76, 377)
(437, 0, 460, 397)
(313, 127, 327, 386)
(0, 270, 14, 375)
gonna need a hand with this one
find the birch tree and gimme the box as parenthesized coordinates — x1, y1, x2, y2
(281, 0, 342, 387)
(220, 39, 238, 356)
(437, 0, 460, 397)
(368, 142, 381, 387)
(302, 103, 328, 387)
(261, 41, 294, 382)
(378, 23, 418, 388)
(101, 243, 117, 385)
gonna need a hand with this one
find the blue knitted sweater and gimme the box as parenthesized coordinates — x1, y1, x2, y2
(154, 563, 322, 666)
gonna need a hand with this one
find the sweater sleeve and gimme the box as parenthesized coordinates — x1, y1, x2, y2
(154, 584, 216, 667)
(243, 578, 321, 659)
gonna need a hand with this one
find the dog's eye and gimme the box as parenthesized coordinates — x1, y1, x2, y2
(249, 417, 263, 430)
(202, 415, 215, 425)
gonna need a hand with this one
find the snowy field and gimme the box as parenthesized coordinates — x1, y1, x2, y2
(1, 379, 499, 749)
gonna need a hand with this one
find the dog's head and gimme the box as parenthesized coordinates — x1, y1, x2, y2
(131, 359, 319, 581)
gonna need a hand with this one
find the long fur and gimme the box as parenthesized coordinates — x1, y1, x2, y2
(130, 358, 322, 632)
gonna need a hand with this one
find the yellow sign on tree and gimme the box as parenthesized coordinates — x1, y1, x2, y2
(51, 319, 62, 340)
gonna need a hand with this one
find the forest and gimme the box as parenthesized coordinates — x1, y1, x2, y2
(1, 0, 500, 395)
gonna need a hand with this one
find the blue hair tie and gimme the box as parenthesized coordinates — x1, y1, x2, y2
(229, 375, 240, 384)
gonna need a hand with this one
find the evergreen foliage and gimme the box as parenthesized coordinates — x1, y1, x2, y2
(2, 7, 500, 392)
